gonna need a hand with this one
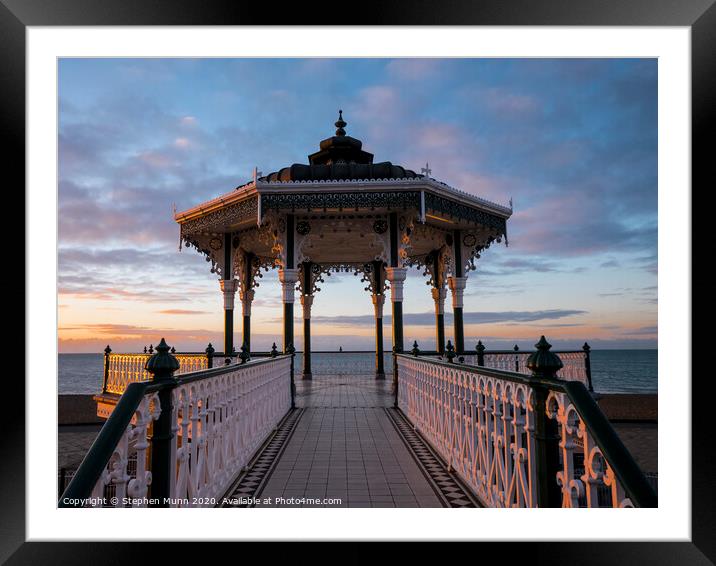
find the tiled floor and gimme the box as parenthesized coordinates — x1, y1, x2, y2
(254, 374, 444, 508)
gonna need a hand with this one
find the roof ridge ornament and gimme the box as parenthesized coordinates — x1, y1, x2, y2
(335, 109, 347, 136)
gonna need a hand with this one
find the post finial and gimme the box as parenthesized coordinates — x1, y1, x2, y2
(582, 342, 591, 353)
(526, 335, 563, 379)
(104, 345, 112, 355)
(145, 338, 180, 380)
(335, 109, 347, 136)
(411, 341, 420, 356)
(271, 342, 278, 358)
(445, 340, 456, 363)
(239, 342, 250, 364)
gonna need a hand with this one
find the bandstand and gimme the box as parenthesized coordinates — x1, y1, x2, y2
(174, 111, 512, 379)
(66, 112, 656, 511)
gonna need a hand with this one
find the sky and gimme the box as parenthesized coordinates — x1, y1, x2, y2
(58, 58, 657, 353)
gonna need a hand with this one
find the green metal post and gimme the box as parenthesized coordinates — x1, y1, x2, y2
(583, 342, 594, 392)
(144, 338, 179, 507)
(205, 342, 215, 369)
(102, 345, 111, 393)
(527, 336, 563, 508)
(476, 340, 485, 366)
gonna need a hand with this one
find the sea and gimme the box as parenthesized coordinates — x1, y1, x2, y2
(58, 350, 657, 395)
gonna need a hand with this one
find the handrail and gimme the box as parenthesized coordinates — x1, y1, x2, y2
(394, 353, 656, 508)
(61, 355, 291, 507)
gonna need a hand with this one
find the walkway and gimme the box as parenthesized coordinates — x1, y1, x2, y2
(222, 374, 469, 508)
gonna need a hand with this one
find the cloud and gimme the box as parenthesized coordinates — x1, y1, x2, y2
(306, 309, 587, 327)
(157, 309, 210, 315)
(385, 59, 446, 81)
(57, 59, 657, 351)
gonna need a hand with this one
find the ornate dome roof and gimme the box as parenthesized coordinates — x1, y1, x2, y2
(261, 110, 422, 182)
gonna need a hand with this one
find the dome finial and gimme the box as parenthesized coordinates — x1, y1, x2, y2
(335, 109, 347, 136)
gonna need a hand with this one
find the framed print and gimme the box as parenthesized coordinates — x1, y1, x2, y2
(5, 0, 710, 562)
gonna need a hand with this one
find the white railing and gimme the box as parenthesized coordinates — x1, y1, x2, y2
(172, 357, 291, 505)
(104, 353, 209, 395)
(459, 351, 589, 387)
(396, 355, 646, 508)
(79, 356, 291, 508)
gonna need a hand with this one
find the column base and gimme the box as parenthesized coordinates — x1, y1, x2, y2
(302, 372, 312, 380)
(375, 372, 386, 380)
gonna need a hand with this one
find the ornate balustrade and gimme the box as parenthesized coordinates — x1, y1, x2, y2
(103, 352, 210, 395)
(102, 346, 281, 396)
(460, 350, 590, 387)
(394, 342, 656, 508)
(413, 341, 594, 391)
(62, 340, 293, 508)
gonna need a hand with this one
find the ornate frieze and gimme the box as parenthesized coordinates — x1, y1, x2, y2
(261, 190, 421, 213)
(424, 192, 508, 234)
(179, 196, 259, 237)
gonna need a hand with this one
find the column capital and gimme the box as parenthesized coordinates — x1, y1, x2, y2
(279, 268, 299, 304)
(386, 267, 407, 303)
(372, 293, 386, 318)
(385, 266, 407, 282)
(219, 279, 238, 310)
(448, 276, 468, 309)
(300, 294, 314, 319)
(239, 289, 255, 317)
(278, 268, 300, 283)
(431, 286, 447, 315)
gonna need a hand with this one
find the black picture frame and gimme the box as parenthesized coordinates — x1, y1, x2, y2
(6, 0, 709, 562)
